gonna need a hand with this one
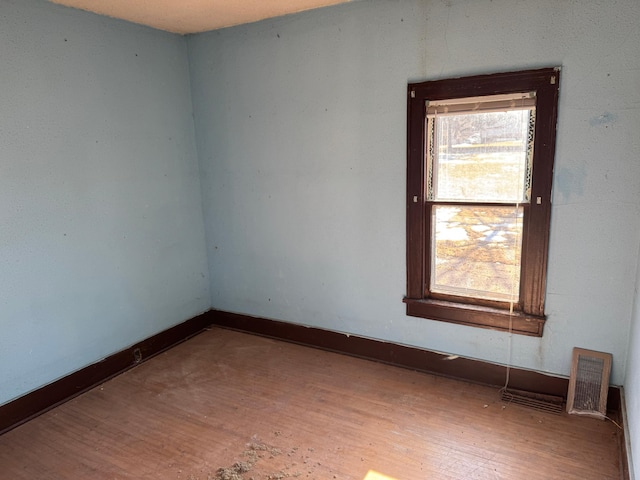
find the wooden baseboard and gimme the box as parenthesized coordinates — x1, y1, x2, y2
(1, 308, 621, 437)
(619, 387, 632, 480)
(209, 309, 621, 412)
(0, 310, 216, 436)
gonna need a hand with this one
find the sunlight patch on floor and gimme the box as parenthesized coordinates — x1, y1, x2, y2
(363, 470, 399, 480)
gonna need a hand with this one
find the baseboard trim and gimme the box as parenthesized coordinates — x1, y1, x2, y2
(209, 309, 621, 411)
(1, 308, 622, 437)
(0, 310, 216, 436)
(620, 387, 634, 480)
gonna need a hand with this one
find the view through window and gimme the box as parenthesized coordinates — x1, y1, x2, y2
(427, 94, 535, 304)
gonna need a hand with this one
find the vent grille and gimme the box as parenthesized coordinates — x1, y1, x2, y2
(566, 348, 612, 419)
(500, 388, 564, 414)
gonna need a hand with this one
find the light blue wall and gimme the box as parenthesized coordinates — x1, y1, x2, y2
(188, 0, 427, 349)
(0, 0, 210, 405)
(188, 0, 640, 386)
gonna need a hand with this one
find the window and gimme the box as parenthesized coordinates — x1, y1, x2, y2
(404, 68, 560, 336)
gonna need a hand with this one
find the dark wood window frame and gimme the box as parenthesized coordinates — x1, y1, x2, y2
(404, 68, 560, 337)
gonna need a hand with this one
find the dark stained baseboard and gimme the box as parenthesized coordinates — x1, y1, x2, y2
(620, 388, 632, 480)
(0, 310, 216, 436)
(209, 309, 621, 412)
(1, 308, 622, 438)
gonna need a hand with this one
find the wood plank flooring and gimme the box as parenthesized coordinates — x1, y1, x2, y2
(0, 327, 623, 479)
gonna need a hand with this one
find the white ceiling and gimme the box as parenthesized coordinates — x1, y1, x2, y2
(48, 0, 353, 35)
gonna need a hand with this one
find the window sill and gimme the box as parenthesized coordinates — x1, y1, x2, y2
(403, 298, 545, 337)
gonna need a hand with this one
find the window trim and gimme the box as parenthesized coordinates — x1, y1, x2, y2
(404, 68, 560, 337)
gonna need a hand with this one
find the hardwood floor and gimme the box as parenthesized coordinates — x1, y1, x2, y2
(0, 327, 623, 479)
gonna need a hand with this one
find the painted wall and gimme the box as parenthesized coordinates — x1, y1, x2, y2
(189, 0, 640, 386)
(0, 0, 210, 405)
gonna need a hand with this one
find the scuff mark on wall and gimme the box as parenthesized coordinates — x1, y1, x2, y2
(554, 165, 587, 203)
(589, 111, 617, 127)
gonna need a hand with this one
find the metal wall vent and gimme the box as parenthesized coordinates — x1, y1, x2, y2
(500, 388, 564, 414)
(566, 347, 612, 419)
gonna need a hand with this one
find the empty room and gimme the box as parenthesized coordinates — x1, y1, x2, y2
(1, 0, 640, 478)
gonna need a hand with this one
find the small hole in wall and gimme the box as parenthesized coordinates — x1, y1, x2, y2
(133, 348, 142, 364)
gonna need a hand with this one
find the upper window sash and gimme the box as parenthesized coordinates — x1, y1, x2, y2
(425, 95, 536, 204)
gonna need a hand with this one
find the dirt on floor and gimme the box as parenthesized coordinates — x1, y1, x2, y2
(186, 434, 324, 480)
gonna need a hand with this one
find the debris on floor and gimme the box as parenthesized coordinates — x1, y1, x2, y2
(186, 435, 316, 480)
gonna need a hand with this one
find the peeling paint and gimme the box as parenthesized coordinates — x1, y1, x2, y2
(589, 111, 617, 127)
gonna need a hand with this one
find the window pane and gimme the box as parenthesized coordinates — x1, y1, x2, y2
(431, 205, 523, 303)
(429, 109, 532, 202)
